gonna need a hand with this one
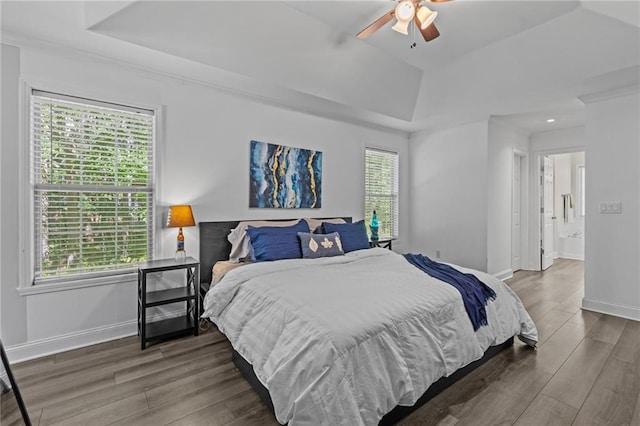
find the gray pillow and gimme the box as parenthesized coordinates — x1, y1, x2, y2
(298, 232, 344, 259)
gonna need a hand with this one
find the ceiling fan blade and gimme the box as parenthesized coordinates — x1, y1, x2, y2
(356, 9, 395, 39)
(415, 19, 440, 42)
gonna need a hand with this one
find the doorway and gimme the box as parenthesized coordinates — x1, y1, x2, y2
(534, 150, 586, 271)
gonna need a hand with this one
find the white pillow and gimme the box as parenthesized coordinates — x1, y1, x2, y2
(228, 219, 300, 262)
(304, 217, 346, 233)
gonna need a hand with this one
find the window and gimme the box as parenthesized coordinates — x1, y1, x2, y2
(365, 148, 399, 238)
(31, 90, 154, 283)
(577, 164, 586, 217)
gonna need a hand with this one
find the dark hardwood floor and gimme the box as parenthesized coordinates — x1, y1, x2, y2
(4, 259, 639, 425)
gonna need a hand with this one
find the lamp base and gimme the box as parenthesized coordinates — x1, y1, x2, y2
(175, 250, 187, 262)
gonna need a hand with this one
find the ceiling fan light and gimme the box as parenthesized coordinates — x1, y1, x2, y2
(416, 6, 438, 30)
(395, 1, 416, 21)
(392, 20, 411, 35)
(392, 0, 415, 35)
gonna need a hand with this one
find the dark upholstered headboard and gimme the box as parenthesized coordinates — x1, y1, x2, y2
(198, 217, 352, 286)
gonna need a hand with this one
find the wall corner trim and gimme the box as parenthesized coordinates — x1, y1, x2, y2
(494, 269, 514, 281)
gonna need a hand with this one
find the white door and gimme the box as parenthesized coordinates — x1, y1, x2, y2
(512, 154, 521, 271)
(541, 156, 554, 270)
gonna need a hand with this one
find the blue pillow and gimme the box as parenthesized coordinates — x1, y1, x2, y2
(246, 220, 310, 262)
(322, 220, 370, 253)
(298, 232, 345, 259)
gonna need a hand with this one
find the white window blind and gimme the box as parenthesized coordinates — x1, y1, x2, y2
(365, 148, 399, 238)
(31, 90, 155, 282)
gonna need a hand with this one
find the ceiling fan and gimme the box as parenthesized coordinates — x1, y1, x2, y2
(356, 0, 452, 43)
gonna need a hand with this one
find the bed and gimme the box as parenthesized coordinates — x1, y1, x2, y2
(199, 218, 537, 425)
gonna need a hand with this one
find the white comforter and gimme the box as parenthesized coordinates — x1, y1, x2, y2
(202, 249, 537, 425)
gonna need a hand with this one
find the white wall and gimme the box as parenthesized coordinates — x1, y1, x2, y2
(409, 119, 530, 277)
(1, 43, 410, 360)
(582, 89, 640, 320)
(487, 119, 530, 278)
(409, 121, 489, 271)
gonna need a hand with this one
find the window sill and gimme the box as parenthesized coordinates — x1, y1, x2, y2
(17, 271, 137, 296)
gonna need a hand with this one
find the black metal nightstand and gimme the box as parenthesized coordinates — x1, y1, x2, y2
(370, 238, 395, 250)
(137, 257, 200, 349)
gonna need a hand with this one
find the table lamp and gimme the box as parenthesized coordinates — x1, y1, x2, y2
(167, 205, 195, 261)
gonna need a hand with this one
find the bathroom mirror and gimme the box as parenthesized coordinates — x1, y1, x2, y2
(1, 340, 31, 426)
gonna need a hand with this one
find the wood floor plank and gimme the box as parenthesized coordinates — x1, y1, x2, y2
(38, 351, 223, 425)
(567, 309, 601, 328)
(610, 319, 640, 364)
(47, 392, 148, 426)
(144, 361, 238, 408)
(52, 336, 139, 364)
(586, 314, 627, 345)
(111, 377, 251, 426)
(448, 387, 532, 426)
(526, 321, 592, 375)
(397, 401, 457, 425)
(441, 351, 551, 425)
(114, 340, 226, 384)
(513, 393, 577, 426)
(553, 289, 584, 315)
(21, 370, 116, 412)
(223, 388, 263, 419)
(541, 337, 614, 409)
(18, 344, 163, 389)
(166, 400, 236, 426)
(221, 405, 279, 426)
(632, 390, 640, 426)
(572, 355, 640, 425)
(8, 354, 55, 382)
(533, 309, 573, 346)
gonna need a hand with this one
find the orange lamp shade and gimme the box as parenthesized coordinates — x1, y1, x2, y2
(167, 205, 195, 228)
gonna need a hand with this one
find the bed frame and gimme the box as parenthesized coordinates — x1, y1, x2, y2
(198, 218, 514, 425)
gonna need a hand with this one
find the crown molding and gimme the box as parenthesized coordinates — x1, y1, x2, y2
(579, 84, 640, 104)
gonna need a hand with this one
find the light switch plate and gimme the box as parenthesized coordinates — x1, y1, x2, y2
(599, 202, 622, 214)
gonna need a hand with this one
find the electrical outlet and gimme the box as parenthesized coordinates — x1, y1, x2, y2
(436, 250, 441, 259)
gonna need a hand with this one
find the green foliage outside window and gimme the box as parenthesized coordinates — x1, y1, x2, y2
(33, 94, 154, 280)
(365, 149, 398, 239)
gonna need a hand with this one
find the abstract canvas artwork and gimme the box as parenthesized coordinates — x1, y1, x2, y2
(249, 140, 322, 208)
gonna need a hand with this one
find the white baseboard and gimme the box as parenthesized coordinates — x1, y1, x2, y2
(5, 310, 185, 364)
(6, 321, 136, 364)
(558, 252, 584, 261)
(582, 298, 640, 321)
(494, 269, 513, 281)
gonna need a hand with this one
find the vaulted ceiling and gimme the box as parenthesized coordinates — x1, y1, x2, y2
(2, 1, 639, 134)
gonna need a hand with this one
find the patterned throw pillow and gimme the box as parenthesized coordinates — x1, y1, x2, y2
(297, 232, 345, 259)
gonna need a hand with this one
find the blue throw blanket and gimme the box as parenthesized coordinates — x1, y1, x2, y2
(404, 253, 496, 330)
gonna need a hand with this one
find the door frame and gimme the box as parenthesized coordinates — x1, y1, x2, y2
(529, 147, 585, 271)
(512, 149, 528, 272)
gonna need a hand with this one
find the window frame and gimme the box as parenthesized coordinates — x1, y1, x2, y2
(364, 147, 399, 239)
(18, 81, 161, 294)
(576, 164, 586, 217)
